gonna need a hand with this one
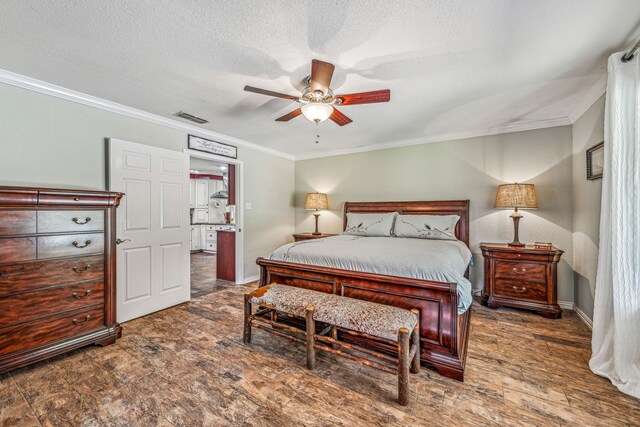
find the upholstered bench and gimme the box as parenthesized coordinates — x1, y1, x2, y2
(243, 284, 420, 405)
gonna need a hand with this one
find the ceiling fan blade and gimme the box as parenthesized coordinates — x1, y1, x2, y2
(244, 85, 298, 100)
(329, 108, 352, 126)
(310, 59, 335, 95)
(336, 89, 390, 106)
(275, 108, 303, 122)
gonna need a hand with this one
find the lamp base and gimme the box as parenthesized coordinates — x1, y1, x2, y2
(312, 211, 321, 235)
(507, 210, 526, 247)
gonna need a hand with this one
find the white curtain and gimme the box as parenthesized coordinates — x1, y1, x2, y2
(590, 51, 640, 398)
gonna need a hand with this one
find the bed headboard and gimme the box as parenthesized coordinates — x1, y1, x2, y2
(343, 200, 470, 246)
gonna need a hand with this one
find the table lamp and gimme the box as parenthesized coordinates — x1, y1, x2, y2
(305, 192, 329, 235)
(494, 183, 538, 247)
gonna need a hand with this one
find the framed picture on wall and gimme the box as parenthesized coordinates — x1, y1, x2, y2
(188, 134, 237, 159)
(586, 141, 604, 180)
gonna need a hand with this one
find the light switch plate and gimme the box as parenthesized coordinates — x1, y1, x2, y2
(245, 202, 252, 210)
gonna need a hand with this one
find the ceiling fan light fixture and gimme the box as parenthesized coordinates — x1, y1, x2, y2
(301, 102, 333, 123)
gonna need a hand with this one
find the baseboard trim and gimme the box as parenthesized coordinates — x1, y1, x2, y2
(475, 290, 593, 329)
(574, 305, 593, 329)
(242, 275, 260, 284)
(558, 300, 574, 310)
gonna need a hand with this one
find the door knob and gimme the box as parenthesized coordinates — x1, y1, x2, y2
(116, 238, 131, 245)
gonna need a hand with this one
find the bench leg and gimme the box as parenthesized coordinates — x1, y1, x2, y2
(243, 294, 252, 344)
(410, 309, 420, 374)
(398, 327, 410, 406)
(306, 306, 316, 370)
(331, 325, 339, 349)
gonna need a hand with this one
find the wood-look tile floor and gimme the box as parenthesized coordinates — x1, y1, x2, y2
(2, 283, 640, 426)
(190, 252, 220, 299)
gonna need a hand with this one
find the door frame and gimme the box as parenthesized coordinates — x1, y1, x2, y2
(184, 148, 244, 284)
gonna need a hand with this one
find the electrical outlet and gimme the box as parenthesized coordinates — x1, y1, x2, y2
(245, 202, 252, 210)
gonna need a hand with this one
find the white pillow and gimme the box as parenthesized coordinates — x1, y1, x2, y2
(393, 214, 460, 240)
(343, 212, 398, 237)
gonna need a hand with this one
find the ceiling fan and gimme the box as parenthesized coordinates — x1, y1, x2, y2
(243, 59, 390, 126)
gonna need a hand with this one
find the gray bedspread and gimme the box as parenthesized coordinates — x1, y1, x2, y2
(269, 235, 472, 313)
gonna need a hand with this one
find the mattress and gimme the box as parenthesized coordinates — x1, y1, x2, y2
(269, 235, 473, 313)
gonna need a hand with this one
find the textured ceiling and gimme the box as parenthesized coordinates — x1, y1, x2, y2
(0, 1, 638, 158)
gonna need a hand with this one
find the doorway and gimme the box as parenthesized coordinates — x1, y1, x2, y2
(186, 150, 242, 297)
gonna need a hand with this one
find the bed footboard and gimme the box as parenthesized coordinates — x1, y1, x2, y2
(257, 257, 470, 381)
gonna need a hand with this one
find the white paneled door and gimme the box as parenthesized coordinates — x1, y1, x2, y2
(108, 138, 190, 323)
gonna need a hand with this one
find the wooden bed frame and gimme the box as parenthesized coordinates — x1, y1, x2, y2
(256, 200, 471, 381)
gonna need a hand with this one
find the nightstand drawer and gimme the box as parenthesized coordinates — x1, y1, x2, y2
(494, 261, 546, 284)
(488, 251, 553, 263)
(494, 279, 547, 301)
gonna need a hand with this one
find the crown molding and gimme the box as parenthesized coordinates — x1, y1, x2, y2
(568, 72, 607, 124)
(0, 68, 295, 161)
(294, 116, 572, 160)
(0, 66, 600, 163)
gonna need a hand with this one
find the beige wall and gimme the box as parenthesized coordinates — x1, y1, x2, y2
(0, 82, 295, 279)
(295, 127, 575, 301)
(571, 95, 605, 320)
(1, 78, 606, 310)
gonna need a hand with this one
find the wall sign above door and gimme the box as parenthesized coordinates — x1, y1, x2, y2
(188, 135, 237, 159)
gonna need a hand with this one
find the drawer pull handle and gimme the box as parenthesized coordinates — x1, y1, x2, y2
(512, 267, 527, 275)
(73, 197, 80, 201)
(72, 315, 92, 325)
(72, 217, 92, 225)
(72, 264, 91, 273)
(512, 286, 527, 293)
(72, 240, 92, 248)
(72, 290, 92, 299)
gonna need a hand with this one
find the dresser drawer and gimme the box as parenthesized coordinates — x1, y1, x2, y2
(0, 280, 104, 327)
(37, 210, 104, 233)
(0, 255, 104, 296)
(494, 279, 547, 302)
(0, 188, 37, 207)
(0, 237, 36, 263)
(37, 233, 104, 259)
(37, 191, 115, 207)
(0, 305, 104, 357)
(0, 211, 36, 235)
(494, 261, 546, 284)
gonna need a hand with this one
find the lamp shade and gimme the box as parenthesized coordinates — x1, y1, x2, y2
(305, 192, 329, 210)
(495, 183, 538, 209)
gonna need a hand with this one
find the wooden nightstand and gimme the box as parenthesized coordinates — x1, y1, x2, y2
(480, 243, 564, 318)
(292, 233, 338, 242)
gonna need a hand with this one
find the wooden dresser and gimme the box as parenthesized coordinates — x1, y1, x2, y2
(480, 243, 563, 318)
(0, 186, 123, 374)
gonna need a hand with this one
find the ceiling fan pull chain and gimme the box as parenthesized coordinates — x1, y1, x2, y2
(315, 122, 320, 144)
